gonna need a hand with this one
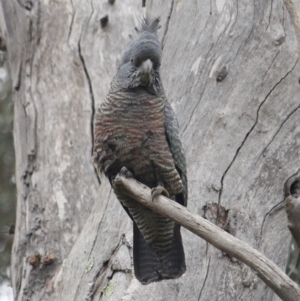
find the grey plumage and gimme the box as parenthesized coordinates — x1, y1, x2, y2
(93, 18, 187, 284)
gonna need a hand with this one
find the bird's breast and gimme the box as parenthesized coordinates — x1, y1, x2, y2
(94, 90, 169, 186)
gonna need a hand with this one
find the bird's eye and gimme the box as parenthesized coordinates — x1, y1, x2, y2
(130, 59, 134, 63)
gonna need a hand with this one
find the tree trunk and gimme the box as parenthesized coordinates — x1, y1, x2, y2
(0, 0, 299, 300)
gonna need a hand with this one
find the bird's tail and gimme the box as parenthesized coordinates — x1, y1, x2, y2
(133, 223, 186, 284)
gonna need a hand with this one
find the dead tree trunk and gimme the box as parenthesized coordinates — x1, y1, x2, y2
(0, 0, 299, 300)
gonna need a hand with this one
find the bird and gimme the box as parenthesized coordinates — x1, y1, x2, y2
(93, 17, 188, 284)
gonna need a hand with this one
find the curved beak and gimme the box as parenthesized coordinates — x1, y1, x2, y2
(139, 59, 153, 86)
(140, 59, 153, 73)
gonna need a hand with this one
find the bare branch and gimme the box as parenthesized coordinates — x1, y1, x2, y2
(114, 174, 300, 301)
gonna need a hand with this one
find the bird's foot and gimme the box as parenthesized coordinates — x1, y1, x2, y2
(119, 167, 134, 179)
(151, 186, 170, 201)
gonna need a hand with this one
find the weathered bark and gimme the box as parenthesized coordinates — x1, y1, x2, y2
(282, 0, 300, 53)
(114, 174, 300, 301)
(282, 0, 300, 256)
(0, 1, 140, 300)
(0, 0, 299, 300)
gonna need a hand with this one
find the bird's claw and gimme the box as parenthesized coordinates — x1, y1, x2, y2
(151, 185, 170, 201)
(119, 167, 134, 178)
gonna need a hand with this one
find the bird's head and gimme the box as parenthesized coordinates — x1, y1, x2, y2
(112, 17, 163, 94)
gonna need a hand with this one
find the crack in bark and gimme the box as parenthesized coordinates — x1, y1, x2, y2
(89, 0, 94, 21)
(266, 0, 274, 31)
(19, 94, 38, 301)
(22, 24, 38, 199)
(36, 1, 41, 45)
(218, 59, 298, 205)
(77, 10, 100, 184)
(233, 24, 254, 63)
(256, 104, 300, 164)
(233, 0, 256, 62)
(282, 2, 285, 28)
(161, 0, 174, 48)
(74, 188, 112, 300)
(67, 0, 75, 48)
(213, 9, 236, 50)
(15, 61, 22, 90)
(14, 7, 43, 297)
(220, 0, 239, 42)
(181, 43, 214, 136)
(236, 0, 239, 28)
(16, 0, 33, 10)
(261, 50, 280, 84)
(259, 197, 285, 245)
(197, 256, 211, 301)
(182, 83, 208, 137)
(87, 230, 132, 301)
(77, 17, 94, 134)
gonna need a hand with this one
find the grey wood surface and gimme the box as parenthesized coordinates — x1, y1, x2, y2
(112, 175, 300, 301)
(0, 0, 299, 300)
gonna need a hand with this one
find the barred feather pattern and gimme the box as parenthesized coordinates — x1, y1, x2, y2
(94, 89, 184, 248)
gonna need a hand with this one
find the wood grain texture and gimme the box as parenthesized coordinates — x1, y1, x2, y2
(113, 175, 300, 301)
(0, 0, 299, 300)
(0, 0, 138, 300)
(146, 1, 299, 300)
(282, 0, 300, 53)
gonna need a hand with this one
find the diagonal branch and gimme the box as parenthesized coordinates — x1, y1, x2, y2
(113, 174, 300, 301)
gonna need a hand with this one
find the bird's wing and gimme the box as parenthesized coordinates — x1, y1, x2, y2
(164, 100, 188, 206)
